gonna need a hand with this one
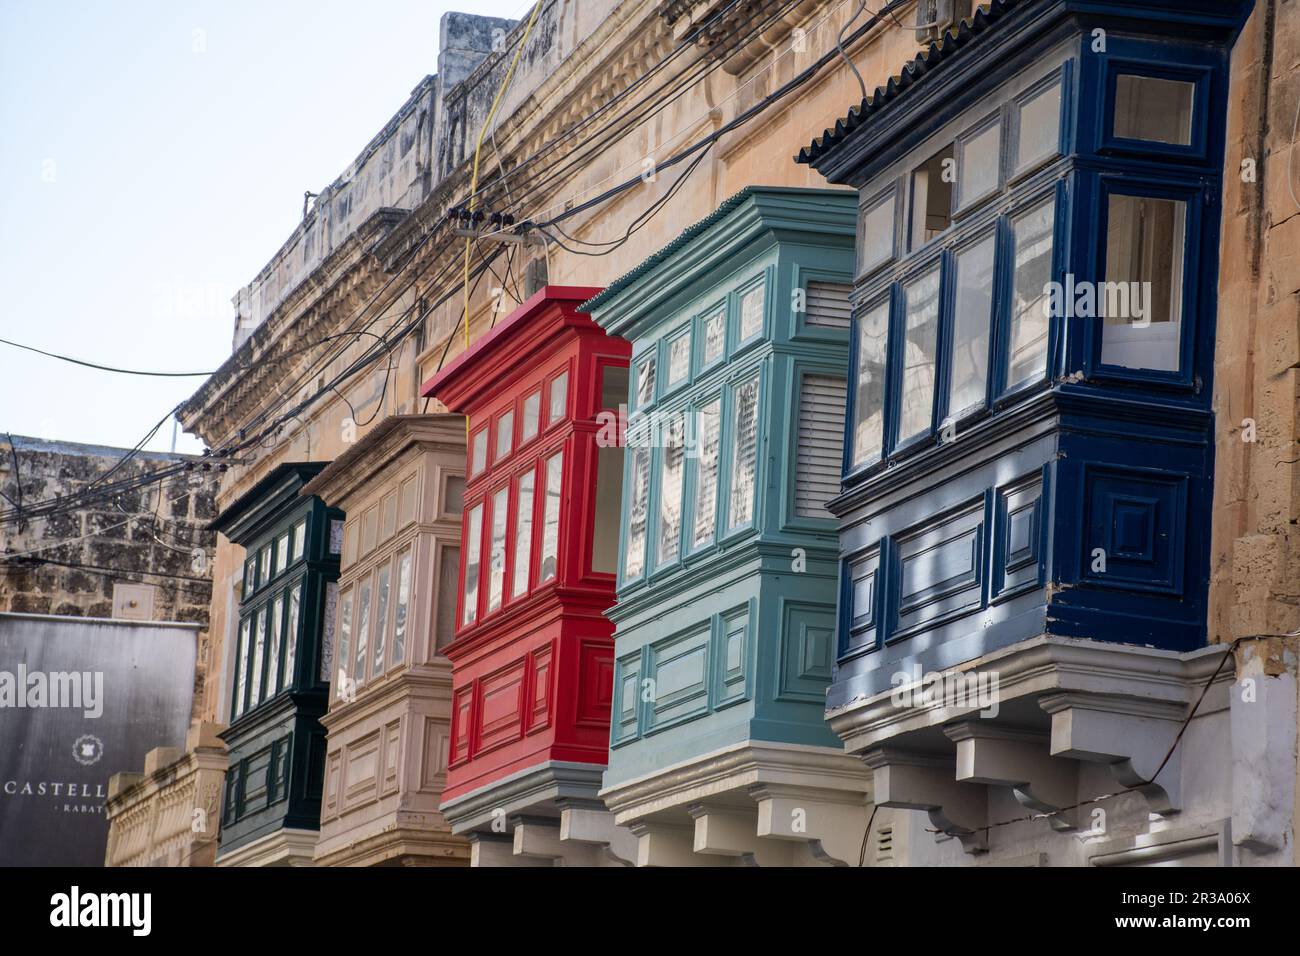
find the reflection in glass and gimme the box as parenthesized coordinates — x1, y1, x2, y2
(488, 487, 508, 612)
(1114, 75, 1194, 146)
(899, 268, 941, 443)
(462, 504, 482, 625)
(658, 420, 685, 564)
(540, 453, 563, 582)
(1007, 198, 1056, 389)
(1101, 194, 1186, 371)
(853, 302, 889, 466)
(624, 447, 650, 578)
(1016, 82, 1062, 170)
(950, 236, 996, 415)
(692, 400, 721, 547)
(513, 472, 535, 597)
(727, 376, 760, 529)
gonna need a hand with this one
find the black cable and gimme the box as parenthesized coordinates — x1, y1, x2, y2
(0, 337, 217, 377)
(5, 434, 24, 533)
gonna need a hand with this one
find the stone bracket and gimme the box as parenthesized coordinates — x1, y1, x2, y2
(1040, 692, 1183, 815)
(862, 748, 988, 853)
(558, 806, 636, 866)
(750, 784, 871, 866)
(945, 722, 1079, 831)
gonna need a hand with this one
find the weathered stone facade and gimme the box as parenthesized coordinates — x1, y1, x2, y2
(0, 435, 218, 720)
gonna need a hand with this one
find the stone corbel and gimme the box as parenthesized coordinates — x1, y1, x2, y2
(512, 818, 613, 866)
(558, 806, 637, 866)
(944, 722, 1080, 831)
(627, 820, 740, 867)
(862, 747, 989, 853)
(1039, 692, 1184, 815)
(750, 784, 872, 866)
(469, 833, 547, 867)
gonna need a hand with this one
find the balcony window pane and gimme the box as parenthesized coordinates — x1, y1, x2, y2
(261, 544, 273, 583)
(292, 519, 306, 561)
(909, 146, 954, 251)
(702, 309, 726, 364)
(600, 365, 628, 411)
(372, 564, 390, 677)
(276, 533, 289, 573)
(1100, 195, 1186, 372)
(354, 577, 371, 683)
(898, 268, 941, 443)
(727, 376, 760, 530)
(266, 595, 283, 698)
(249, 609, 267, 706)
(522, 391, 541, 442)
(286, 583, 300, 687)
(667, 334, 691, 387)
(488, 487, 508, 612)
(233, 618, 250, 718)
(463, 503, 482, 625)
(1007, 198, 1056, 389)
(692, 400, 721, 548)
(392, 549, 412, 665)
(548, 371, 568, 425)
(950, 236, 996, 416)
(470, 429, 487, 476)
(1114, 75, 1194, 146)
(958, 124, 1000, 209)
(434, 546, 458, 653)
(540, 452, 563, 582)
(658, 420, 685, 564)
(513, 472, 535, 597)
(739, 285, 765, 340)
(495, 411, 513, 462)
(1016, 82, 1062, 170)
(859, 194, 896, 273)
(635, 356, 656, 408)
(853, 301, 889, 466)
(336, 589, 352, 693)
(624, 447, 651, 579)
(592, 447, 623, 574)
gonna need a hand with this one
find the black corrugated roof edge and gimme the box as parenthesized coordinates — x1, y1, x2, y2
(795, 0, 1020, 167)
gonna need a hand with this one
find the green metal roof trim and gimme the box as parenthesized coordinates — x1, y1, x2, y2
(796, 0, 1020, 167)
(580, 186, 841, 314)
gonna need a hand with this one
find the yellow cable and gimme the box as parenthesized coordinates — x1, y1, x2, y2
(462, 2, 544, 359)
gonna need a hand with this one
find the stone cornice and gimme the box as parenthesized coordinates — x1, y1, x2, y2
(318, 664, 454, 732)
(826, 635, 1236, 756)
(299, 413, 466, 506)
(599, 740, 868, 823)
(179, 207, 408, 447)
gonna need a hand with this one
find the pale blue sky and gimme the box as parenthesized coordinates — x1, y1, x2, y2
(0, 0, 519, 454)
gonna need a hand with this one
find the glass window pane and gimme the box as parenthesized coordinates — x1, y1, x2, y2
(739, 285, 765, 340)
(727, 376, 760, 530)
(950, 236, 996, 415)
(853, 302, 889, 466)
(488, 487, 508, 612)
(462, 504, 483, 625)
(667, 335, 690, 387)
(261, 544, 273, 583)
(393, 550, 412, 665)
(372, 564, 390, 677)
(292, 519, 306, 561)
(471, 429, 487, 475)
(702, 309, 726, 364)
(435, 546, 459, 654)
(600, 366, 628, 411)
(354, 577, 371, 684)
(635, 356, 656, 408)
(624, 447, 650, 579)
(276, 534, 289, 573)
(859, 193, 896, 273)
(592, 447, 623, 574)
(286, 583, 300, 688)
(495, 412, 513, 462)
(1007, 198, 1056, 389)
(691, 400, 721, 548)
(899, 268, 941, 443)
(522, 391, 541, 442)
(549, 372, 568, 424)
(909, 147, 954, 251)
(1016, 82, 1062, 170)
(336, 589, 352, 693)
(244, 558, 256, 594)
(249, 609, 267, 706)
(233, 618, 250, 718)
(1114, 75, 1194, 145)
(958, 124, 1000, 209)
(540, 452, 563, 582)
(266, 595, 284, 698)
(1100, 194, 1186, 371)
(658, 420, 685, 564)
(513, 472, 535, 597)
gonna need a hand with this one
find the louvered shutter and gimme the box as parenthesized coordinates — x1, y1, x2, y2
(795, 375, 847, 518)
(805, 281, 853, 330)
